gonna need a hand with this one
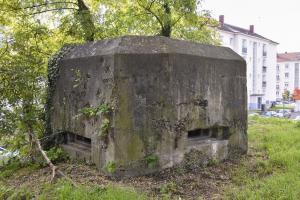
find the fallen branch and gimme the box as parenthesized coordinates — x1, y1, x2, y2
(28, 128, 77, 186)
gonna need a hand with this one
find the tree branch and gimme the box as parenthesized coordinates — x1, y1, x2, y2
(171, 15, 183, 27)
(137, 0, 164, 29)
(199, 17, 212, 29)
(22, 1, 78, 10)
(28, 127, 76, 186)
(28, 7, 77, 15)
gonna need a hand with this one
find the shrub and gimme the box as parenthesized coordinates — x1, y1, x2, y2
(145, 154, 159, 169)
(46, 147, 68, 163)
(104, 161, 116, 173)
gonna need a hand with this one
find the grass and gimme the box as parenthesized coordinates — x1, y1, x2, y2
(0, 179, 145, 200)
(0, 160, 144, 200)
(225, 116, 300, 199)
(39, 180, 145, 200)
(1, 117, 300, 199)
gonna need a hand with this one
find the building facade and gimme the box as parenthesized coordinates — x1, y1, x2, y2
(276, 52, 300, 100)
(217, 15, 278, 110)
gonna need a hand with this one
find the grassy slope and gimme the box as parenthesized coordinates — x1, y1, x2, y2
(1, 117, 300, 199)
(226, 117, 300, 199)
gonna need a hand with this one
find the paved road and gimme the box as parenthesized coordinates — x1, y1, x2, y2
(290, 112, 300, 119)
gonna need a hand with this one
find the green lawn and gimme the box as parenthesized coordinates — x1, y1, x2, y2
(226, 116, 300, 199)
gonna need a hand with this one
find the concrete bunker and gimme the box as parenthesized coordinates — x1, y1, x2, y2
(47, 36, 248, 176)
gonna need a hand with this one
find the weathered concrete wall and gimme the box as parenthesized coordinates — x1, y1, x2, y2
(48, 36, 247, 176)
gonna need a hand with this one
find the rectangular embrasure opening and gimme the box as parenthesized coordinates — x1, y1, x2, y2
(65, 132, 91, 149)
(187, 127, 230, 140)
(188, 128, 210, 139)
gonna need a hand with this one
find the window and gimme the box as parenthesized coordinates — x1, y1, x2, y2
(242, 39, 247, 54)
(229, 38, 234, 46)
(276, 75, 280, 81)
(285, 82, 289, 88)
(262, 58, 266, 66)
(262, 44, 267, 56)
(276, 85, 280, 90)
(276, 91, 279, 96)
(276, 65, 280, 73)
(262, 81, 267, 87)
(262, 66, 267, 73)
(285, 64, 289, 69)
(285, 73, 289, 78)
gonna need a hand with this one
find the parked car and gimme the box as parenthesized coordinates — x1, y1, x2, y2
(275, 109, 291, 118)
(294, 116, 300, 121)
(262, 111, 277, 117)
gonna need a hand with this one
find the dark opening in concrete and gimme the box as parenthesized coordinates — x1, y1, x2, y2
(188, 128, 210, 139)
(222, 127, 230, 139)
(63, 132, 92, 151)
(187, 127, 230, 141)
(61, 133, 92, 162)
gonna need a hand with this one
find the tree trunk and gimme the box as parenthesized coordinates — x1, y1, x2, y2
(77, 0, 95, 41)
(161, 2, 172, 37)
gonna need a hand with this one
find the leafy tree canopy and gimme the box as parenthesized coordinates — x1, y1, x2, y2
(0, 0, 219, 156)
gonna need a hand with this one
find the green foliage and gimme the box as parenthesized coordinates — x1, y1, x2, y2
(0, 159, 40, 180)
(4, 187, 32, 200)
(100, 118, 110, 137)
(207, 159, 219, 166)
(295, 121, 300, 128)
(0, 184, 33, 200)
(46, 147, 68, 163)
(225, 116, 300, 199)
(104, 161, 116, 174)
(39, 180, 145, 200)
(160, 181, 178, 199)
(145, 154, 159, 168)
(0, 158, 24, 179)
(1, 179, 145, 200)
(102, 0, 219, 44)
(0, 184, 12, 200)
(79, 103, 112, 119)
(282, 89, 291, 101)
(72, 69, 83, 88)
(78, 104, 112, 137)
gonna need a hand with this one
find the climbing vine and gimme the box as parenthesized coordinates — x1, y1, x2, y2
(45, 45, 75, 148)
(76, 103, 112, 139)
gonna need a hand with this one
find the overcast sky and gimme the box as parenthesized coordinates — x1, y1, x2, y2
(202, 0, 300, 53)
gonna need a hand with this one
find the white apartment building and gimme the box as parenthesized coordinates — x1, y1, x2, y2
(217, 15, 278, 110)
(276, 52, 300, 100)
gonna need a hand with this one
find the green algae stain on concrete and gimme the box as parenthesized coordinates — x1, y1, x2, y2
(114, 79, 144, 164)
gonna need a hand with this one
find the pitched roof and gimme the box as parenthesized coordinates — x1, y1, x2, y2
(277, 52, 300, 62)
(219, 23, 279, 44)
